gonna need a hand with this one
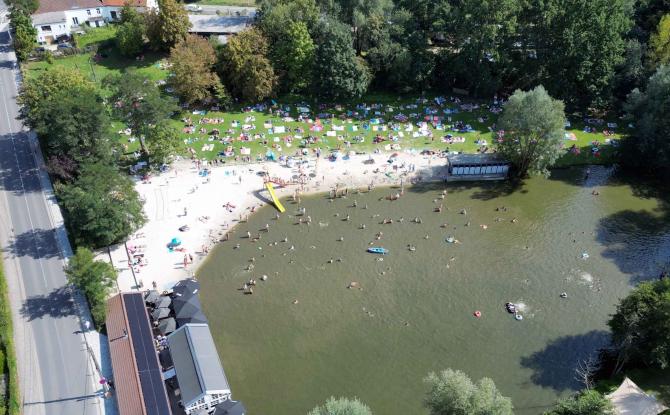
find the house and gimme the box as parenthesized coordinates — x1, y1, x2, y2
(31, 0, 157, 44)
(106, 292, 173, 415)
(167, 324, 231, 414)
(187, 14, 251, 43)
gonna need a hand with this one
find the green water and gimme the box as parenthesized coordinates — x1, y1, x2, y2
(198, 166, 670, 415)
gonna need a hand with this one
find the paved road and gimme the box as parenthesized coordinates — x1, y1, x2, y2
(0, 10, 104, 415)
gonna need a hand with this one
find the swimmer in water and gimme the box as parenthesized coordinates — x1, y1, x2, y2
(338, 236, 344, 241)
(360, 224, 366, 229)
(246, 231, 251, 238)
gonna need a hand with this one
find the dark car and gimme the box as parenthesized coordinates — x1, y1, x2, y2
(57, 43, 73, 49)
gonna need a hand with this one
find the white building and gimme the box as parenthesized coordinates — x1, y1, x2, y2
(31, 0, 157, 45)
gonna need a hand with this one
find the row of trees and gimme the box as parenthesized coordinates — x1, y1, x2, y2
(307, 369, 613, 415)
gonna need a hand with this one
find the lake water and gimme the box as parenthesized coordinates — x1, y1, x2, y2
(198, 166, 670, 414)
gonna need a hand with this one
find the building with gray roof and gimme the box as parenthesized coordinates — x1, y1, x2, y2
(168, 324, 231, 414)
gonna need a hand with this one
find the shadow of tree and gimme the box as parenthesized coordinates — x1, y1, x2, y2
(6, 227, 63, 260)
(21, 287, 75, 321)
(520, 330, 611, 392)
(408, 176, 525, 201)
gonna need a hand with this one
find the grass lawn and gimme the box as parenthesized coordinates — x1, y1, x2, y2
(0, 262, 20, 415)
(74, 25, 118, 49)
(24, 41, 625, 168)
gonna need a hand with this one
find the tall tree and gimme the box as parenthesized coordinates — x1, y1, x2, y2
(218, 27, 277, 102)
(116, 4, 146, 57)
(312, 18, 371, 100)
(33, 86, 113, 174)
(437, 0, 521, 96)
(18, 66, 96, 128)
(66, 247, 117, 325)
(272, 21, 315, 92)
(145, 124, 181, 165)
(424, 369, 513, 415)
(538, 0, 633, 109)
(169, 34, 223, 104)
(496, 86, 566, 177)
(58, 163, 146, 248)
(608, 277, 670, 369)
(104, 72, 178, 152)
(308, 397, 373, 415)
(543, 390, 613, 415)
(11, 9, 37, 61)
(146, 0, 191, 51)
(649, 14, 670, 67)
(257, 0, 319, 42)
(621, 65, 670, 179)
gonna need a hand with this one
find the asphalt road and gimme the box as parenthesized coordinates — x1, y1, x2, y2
(0, 10, 103, 415)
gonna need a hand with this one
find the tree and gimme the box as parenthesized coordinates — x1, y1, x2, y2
(424, 369, 513, 415)
(11, 9, 37, 61)
(218, 28, 277, 102)
(169, 34, 223, 104)
(543, 390, 613, 415)
(18, 66, 96, 128)
(496, 86, 566, 177)
(621, 65, 670, 179)
(650, 14, 670, 66)
(58, 163, 146, 248)
(312, 18, 371, 100)
(272, 21, 315, 93)
(608, 277, 670, 370)
(31, 86, 113, 180)
(146, 0, 190, 51)
(538, 0, 632, 109)
(257, 0, 319, 42)
(104, 72, 178, 152)
(145, 124, 181, 165)
(7, 0, 38, 14)
(65, 247, 117, 325)
(307, 397, 372, 415)
(116, 5, 146, 57)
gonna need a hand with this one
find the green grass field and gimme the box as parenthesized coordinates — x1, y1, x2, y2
(0, 262, 20, 415)
(25, 28, 625, 167)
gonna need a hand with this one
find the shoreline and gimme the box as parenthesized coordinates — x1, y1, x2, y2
(107, 152, 447, 292)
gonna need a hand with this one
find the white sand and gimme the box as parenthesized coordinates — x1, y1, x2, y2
(109, 152, 447, 292)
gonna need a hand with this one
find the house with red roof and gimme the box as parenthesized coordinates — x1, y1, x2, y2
(32, 0, 157, 44)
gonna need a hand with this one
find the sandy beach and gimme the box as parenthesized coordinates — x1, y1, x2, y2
(105, 151, 447, 292)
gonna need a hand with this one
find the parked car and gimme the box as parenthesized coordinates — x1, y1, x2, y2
(185, 4, 203, 12)
(57, 43, 73, 49)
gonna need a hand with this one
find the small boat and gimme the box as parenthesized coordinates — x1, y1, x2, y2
(505, 302, 516, 314)
(367, 247, 388, 255)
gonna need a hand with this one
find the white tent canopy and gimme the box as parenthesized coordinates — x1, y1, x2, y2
(607, 377, 668, 415)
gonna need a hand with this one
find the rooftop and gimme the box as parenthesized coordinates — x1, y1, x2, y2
(446, 153, 508, 166)
(187, 14, 251, 34)
(106, 293, 172, 415)
(167, 323, 230, 408)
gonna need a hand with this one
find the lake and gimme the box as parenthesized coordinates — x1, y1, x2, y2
(198, 165, 670, 414)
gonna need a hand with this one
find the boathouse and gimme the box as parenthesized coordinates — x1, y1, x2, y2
(446, 154, 510, 181)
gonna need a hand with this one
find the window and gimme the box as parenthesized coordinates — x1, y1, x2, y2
(86, 9, 91, 15)
(72, 16, 79, 25)
(40, 25, 51, 31)
(96, 7, 100, 13)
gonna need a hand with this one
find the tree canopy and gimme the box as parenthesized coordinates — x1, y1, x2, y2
(145, 123, 182, 165)
(312, 18, 371, 100)
(104, 72, 178, 152)
(146, 0, 191, 51)
(307, 397, 373, 415)
(608, 277, 670, 369)
(116, 5, 146, 57)
(218, 28, 277, 102)
(58, 162, 146, 248)
(650, 14, 670, 67)
(543, 390, 613, 415)
(66, 247, 117, 325)
(621, 65, 670, 179)
(272, 21, 315, 93)
(424, 369, 513, 415)
(169, 34, 223, 105)
(11, 9, 36, 61)
(497, 86, 566, 177)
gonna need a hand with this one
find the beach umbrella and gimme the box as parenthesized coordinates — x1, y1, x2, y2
(172, 279, 200, 299)
(173, 295, 208, 326)
(158, 318, 177, 336)
(144, 290, 160, 305)
(155, 296, 172, 309)
(151, 307, 171, 321)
